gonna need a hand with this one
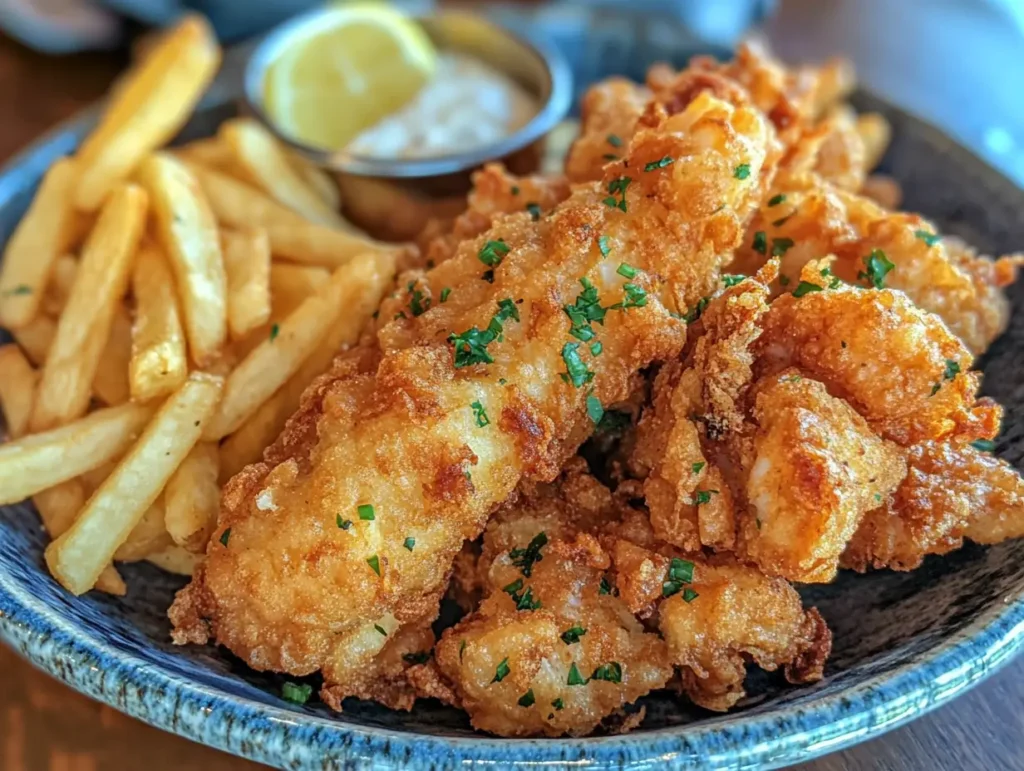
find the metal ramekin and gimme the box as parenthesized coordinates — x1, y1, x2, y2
(243, 8, 573, 240)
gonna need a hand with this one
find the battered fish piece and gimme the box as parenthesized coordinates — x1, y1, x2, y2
(842, 440, 1024, 572)
(423, 462, 672, 737)
(170, 87, 774, 703)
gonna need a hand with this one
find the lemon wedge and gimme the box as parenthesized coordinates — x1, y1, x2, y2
(264, 4, 437, 150)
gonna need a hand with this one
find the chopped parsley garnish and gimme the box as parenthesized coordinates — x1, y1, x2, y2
(858, 249, 895, 289)
(2, 284, 31, 296)
(403, 537, 416, 551)
(599, 576, 615, 595)
(768, 194, 787, 206)
(219, 528, 231, 547)
(358, 504, 375, 520)
(374, 624, 388, 636)
(722, 274, 746, 287)
(616, 262, 637, 279)
(779, 275, 791, 286)
(567, 662, 587, 686)
(478, 239, 510, 268)
(972, 439, 996, 452)
(560, 342, 595, 388)
(459, 640, 467, 659)
(915, 229, 940, 246)
(944, 359, 961, 381)
(551, 698, 564, 711)
(772, 214, 793, 227)
(930, 383, 941, 397)
(821, 267, 842, 289)
(471, 400, 490, 427)
(394, 311, 407, 320)
(510, 532, 548, 577)
(367, 554, 381, 576)
(269, 323, 280, 341)
(614, 283, 648, 309)
(511, 186, 520, 195)
(752, 230, 767, 255)
(644, 156, 674, 172)
(603, 176, 632, 212)
(518, 689, 536, 707)
(440, 287, 451, 303)
(492, 658, 511, 683)
(603, 153, 619, 161)
(561, 625, 587, 644)
(662, 557, 695, 598)
(282, 682, 312, 705)
(607, 134, 623, 148)
(734, 163, 751, 180)
(591, 662, 622, 683)
(771, 237, 795, 257)
(504, 578, 524, 595)
(596, 410, 630, 436)
(682, 588, 700, 603)
(586, 394, 604, 424)
(564, 277, 607, 341)
(449, 299, 520, 367)
(482, 270, 495, 283)
(693, 489, 718, 505)
(526, 203, 541, 221)
(692, 461, 706, 474)
(598, 235, 611, 257)
(683, 296, 710, 324)
(403, 651, 430, 664)
(337, 516, 352, 530)
(514, 586, 541, 611)
(498, 378, 507, 385)
(792, 281, 824, 298)
(409, 287, 430, 316)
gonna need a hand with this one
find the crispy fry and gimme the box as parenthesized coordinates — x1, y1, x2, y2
(40, 253, 78, 316)
(269, 263, 330, 317)
(10, 314, 55, 365)
(114, 497, 173, 562)
(0, 345, 38, 439)
(290, 152, 341, 212)
(73, 15, 221, 211)
(0, 158, 78, 328)
(190, 163, 390, 267)
(218, 252, 393, 479)
(91, 304, 133, 407)
(147, 544, 203, 576)
(173, 137, 235, 171)
(44, 372, 223, 595)
(137, 152, 227, 366)
(164, 442, 220, 552)
(130, 243, 188, 402)
(204, 252, 392, 440)
(29, 184, 147, 432)
(219, 118, 346, 228)
(222, 228, 271, 340)
(0, 402, 154, 505)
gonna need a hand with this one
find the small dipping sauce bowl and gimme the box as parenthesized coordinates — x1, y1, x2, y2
(243, 8, 573, 241)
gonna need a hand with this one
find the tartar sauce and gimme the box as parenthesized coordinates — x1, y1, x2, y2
(346, 53, 537, 159)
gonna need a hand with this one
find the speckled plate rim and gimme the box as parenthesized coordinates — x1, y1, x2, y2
(1, 97, 1024, 771)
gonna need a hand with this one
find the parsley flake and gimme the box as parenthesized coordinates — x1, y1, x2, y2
(607, 134, 623, 148)
(374, 624, 388, 636)
(449, 299, 520, 367)
(526, 203, 541, 221)
(551, 698, 564, 711)
(403, 651, 430, 664)
(567, 662, 587, 686)
(644, 156, 674, 172)
(683, 296, 710, 324)
(858, 249, 895, 289)
(752, 230, 767, 255)
(269, 323, 280, 341)
(603, 177, 632, 212)
(367, 554, 381, 576)
(358, 504, 375, 520)
(492, 658, 511, 683)
(511, 186, 520, 195)
(598, 235, 611, 257)
(972, 439, 996, 452)
(779, 275, 791, 286)
(510, 532, 548, 577)
(662, 557, 695, 598)
(586, 394, 604, 424)
(561, 625, 587, 644)
(564, 277, 607, 341)
(337, 516, 352, 530)
(503, 578, 524, 596)
(692, 461, 705, 474)
(616, 262, 637, 279)
(404, 537, 416, 551)
(599, 576, 615, 595)
(944, 359, 961, 381)
(915, 229, 941, 246)
(771, 237, 795, 257)
(722, 274, 746, 287)
(440, 287, 451, 303)
(591, 662, 622, 683)
(409, 287, 430, 316)
(682, 588, 699, 603)
(478, 239, 510, 268)
(219, 528, 231, 547)
(734, 163, 751, 180)
(560, 342, 595, 388)
(282, 682, 312, 704)
(768, 194, 787, 206)
(515, 586, 541, 611)
(792, 281, 824, 298)
(471, 400, 490, 427)
(459, 640, 467, 659)
(693, 489, 718, 505)
(518, 689, 536, 707)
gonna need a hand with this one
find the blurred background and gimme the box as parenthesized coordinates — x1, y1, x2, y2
(0, 0, 1023, 184)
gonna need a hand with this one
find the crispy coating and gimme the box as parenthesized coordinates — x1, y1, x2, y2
(170, 87, 773, 703)
(843, 441, 1024, 571)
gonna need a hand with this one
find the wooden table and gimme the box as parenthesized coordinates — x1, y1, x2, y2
(0, 31, 1021, 771)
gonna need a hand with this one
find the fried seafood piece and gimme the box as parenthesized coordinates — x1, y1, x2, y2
(170, 88, 773, 704)
(731, 179, 1021, 355)
(842, 440, 1024, 572)
(421, 461, 672, 737)
(605, 512, 830, 712)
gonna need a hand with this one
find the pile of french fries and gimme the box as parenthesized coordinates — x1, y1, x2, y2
(0, 14, 397, 597)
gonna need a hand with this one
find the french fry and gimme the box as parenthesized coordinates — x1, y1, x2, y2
(73, 15, 221, 212)
(0, 345, 38, 439)
(290, 155, 341, 214)
(222, 228, 271, 340)
(146, 544, 202, 576)
(44, 372, 223, 595)
(114, 497, 173, 562)
(0, 402, 154, 505)
(219, 118, 347, 228)
(270, 263, 330, 318)
(129, 243, 188, 402)
(0, 158, 77, 328)
(189, 163, 391, 268)
(164, 442, 220, 552)
(91, 305, 133, 407)
(10, 314, 55, 365)
(29, 184, 147, 432)
(137, 153, 227, 366)
(41, 254, 78, 316)
(173, 137, 235, 171)
(218, 251, 393, 479)
(33, 479, 126, 595)
(203, 252, 390, 440)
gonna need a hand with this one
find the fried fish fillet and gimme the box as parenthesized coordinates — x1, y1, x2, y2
(170, 86, 774, 703)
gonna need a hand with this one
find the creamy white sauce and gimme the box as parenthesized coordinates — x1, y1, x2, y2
(347, 53, 537, 159)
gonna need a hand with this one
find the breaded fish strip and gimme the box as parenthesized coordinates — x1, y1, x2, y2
(170, 88, 773, 703)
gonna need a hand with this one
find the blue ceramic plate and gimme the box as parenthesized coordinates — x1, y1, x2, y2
(2, 64, 1024, 771)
